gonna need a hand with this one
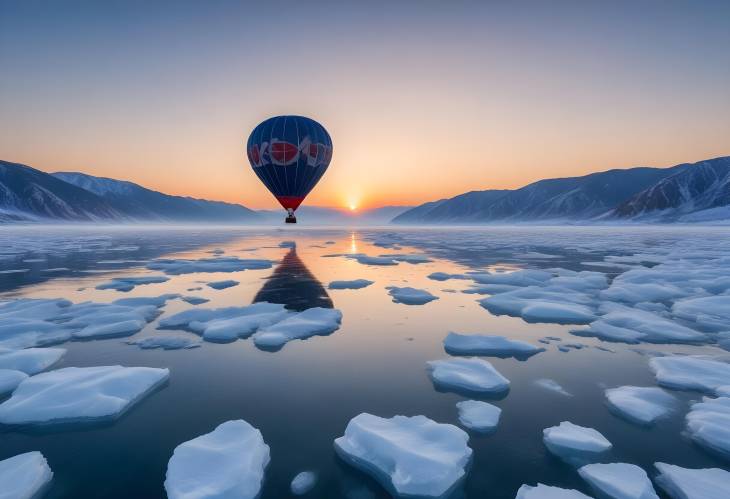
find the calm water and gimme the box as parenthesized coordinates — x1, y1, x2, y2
(1, 226, 729, 498)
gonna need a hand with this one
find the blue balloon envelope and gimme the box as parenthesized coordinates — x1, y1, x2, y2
(246, 116, 332, 222)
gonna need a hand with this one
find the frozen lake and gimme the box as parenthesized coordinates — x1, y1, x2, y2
(1, 226, 729, 498)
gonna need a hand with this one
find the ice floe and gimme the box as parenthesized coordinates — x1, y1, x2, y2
(350, 254, 398, 266)
(127, 335, 201, 350)
(573, 304, 705, 344)
(95, 275, 169, 292)
(328, 279, 374, 290)
(160, 303, 290, 343)
(165, 420, 270, 499)
(387, 286, 438, 305)
(686, 396, 730, 461)
(207, 279, 239, 290)
(253, 307, 343, 350)
(0, 451, 53, 499)
(0, 365, 169, 425)
(334, 413, 471, 498)
(147, 256, 271, 275)
(291, 471, 317, 495)
(0, 348, 65, 375)
(428, 272, 465, 281)
(444, 332, 544, 359)
(605, 386, 676, 425)
(516, 483, 591, 499)
(672, 296, 730, 333)
(650, 356, 730, 394)
(535, 379, 572, 397)
(180, 296, 209, 305)
(427, 358, 510, 395)
(456, 400, 501, 432)
(479, 288, 596, 325)
(578, 463, 658, 499)
(0, 369, 28, 396)
(654, 462, 730, 499)
(543, 421, 612, 464)
(73, 318, 146, 339)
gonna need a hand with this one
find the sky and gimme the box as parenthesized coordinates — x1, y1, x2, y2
(1, 1, 729, 210)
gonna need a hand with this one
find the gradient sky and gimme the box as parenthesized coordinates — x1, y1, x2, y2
(2, 1, 729, 210)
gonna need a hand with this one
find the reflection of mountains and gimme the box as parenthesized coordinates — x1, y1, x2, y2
(253, 246, 333, 311)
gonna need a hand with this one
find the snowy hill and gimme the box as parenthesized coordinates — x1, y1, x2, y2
(54, 171, 260, 223)
(0, 160, 124, 222)
(610, 157, 730, 221)
(393, 157, 730, 224)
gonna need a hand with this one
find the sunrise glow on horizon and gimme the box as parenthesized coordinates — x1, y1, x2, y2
(2, 1, 729, 210)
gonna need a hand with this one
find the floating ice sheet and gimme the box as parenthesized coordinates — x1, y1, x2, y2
(0, 348, 65, 375)
(165, 420, 270, 499)
(444, 332, 544, 359)
(95, 275, 169, 292)
(387, 286, 438, 305)
(334, 413, 472, 498)
(543, 421, 612, 465)
(428, 358, 510, 395)
(148, 256, 272, 275)
(0, 451, 53, 499)
(456, 400, 501, 432)
(686, 396, 730, 461)
(650, 356, 730, 394)
(605, 386, 676, 425)
(328, 279, 374, 290)
(253, 308, 343, 350)
(655, 462, 730, 499)
(578, 463, 658, 499)
(516, 483, 591, 499)
(0, 365, 169, 425)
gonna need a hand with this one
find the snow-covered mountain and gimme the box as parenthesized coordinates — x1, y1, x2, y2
(610, 157, 730, 222)
(54, 171, 260, 223)
(0, 160, 260, 223)
(393, 157, 730, 224)
(0, 160, 124, 222)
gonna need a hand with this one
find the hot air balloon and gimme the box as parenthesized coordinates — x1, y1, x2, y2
(246, 115, 333, 223)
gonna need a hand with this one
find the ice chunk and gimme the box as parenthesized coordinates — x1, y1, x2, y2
(387, 286, 438, 305)
(159, 303, 289, 343)
(148, 257, 272, 275)
(650, 356, 730, 394)
(479, 287, 595, 325)
(428, 272, 465, 281)
(578, 463, 658, 499)
(112, 294, 179, 308)
(180, 296, 209, 305)
(444, 332, 544, 359)
(0, 365, 169, 424)
(0, 348, 65, 375)
(328, 279, 374, 290)
(605, 386, 676, 425)
(516, 483, 591, 498)
(351, 255, 398, 266)
(165, 420, 270, 499)
(470, 269, 554, 287)
(253, 308, 343, 350)
(427, 358, 510, 395)
(291, 471, 317, 495)
(0, 451, 53, 499)
(383, 253, 432, 264)
(672, 296, 730, 332)
(127, 335, 201, 350)
(456, 400, 501, 432)
(334, 413, 472, 498)
(73, 319, 146, 339)
(95, 275, 169, 292)
(207, 279, 239, 290)
(686, 396, 730, 461)
(654, 462, 730, 499)
(279, 240, 296, 248)
(0, 319, 72, 350)
(0, 369, 28, 396)
(535, 379, 572, 397)
(543, 421, 612, 464)
(574, 306, 705, 344)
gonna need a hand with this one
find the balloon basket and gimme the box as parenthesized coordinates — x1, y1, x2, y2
(285, 215, 297, 224)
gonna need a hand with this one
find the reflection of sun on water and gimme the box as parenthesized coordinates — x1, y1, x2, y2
(349, 232, 357, 254)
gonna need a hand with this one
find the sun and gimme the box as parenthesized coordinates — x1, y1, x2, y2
(348, 203, 358, 211)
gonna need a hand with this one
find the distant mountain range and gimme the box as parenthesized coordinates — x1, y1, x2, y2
(394, 156, 730, 224)
(3, 157, 728, 224)
(1, 160, 259, 223)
